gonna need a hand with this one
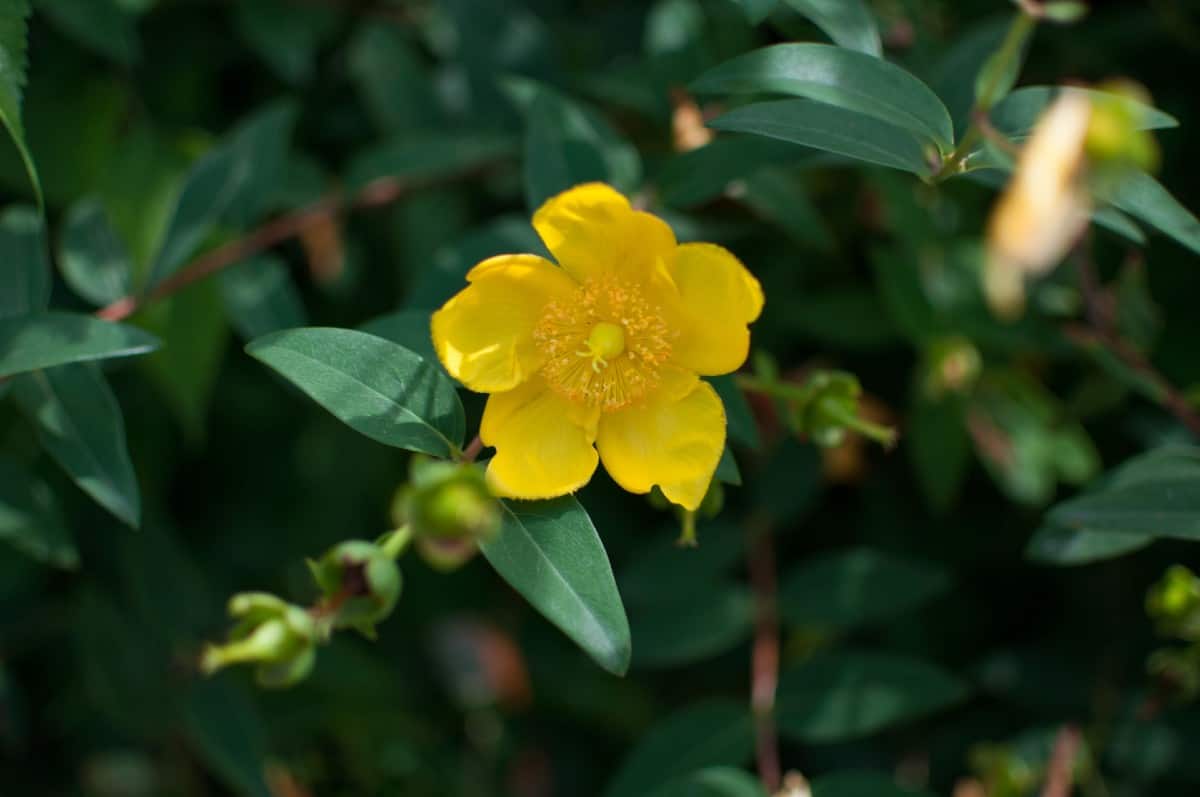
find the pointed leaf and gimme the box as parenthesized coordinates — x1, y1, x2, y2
(1108, 170, 1200, 256)
(246, 327, 465, 458)
(0, 312, 160, 378)
(481, 497, 631, 675)
(693, 43, 953, 151)
(777, 651, 967, 742)
(38, 0, 141, 65)
(59, 197, 132, 306)
(219, 255, 307, 341)
(12, 364, 141, 527)
(1025, 524, 1152, 566)
(630, 584, 752, 669)
(709, 99, 933, 176)
(0, 0, 41, 206)
(0, 204, 48, 318)
(991, 85, 1178, 139)
(781, 0, 881, 57)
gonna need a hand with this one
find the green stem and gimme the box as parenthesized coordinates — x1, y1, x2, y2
(677, 510, 698, 547)
(377, 525, 413, 560)
(814, 395, 898, 449)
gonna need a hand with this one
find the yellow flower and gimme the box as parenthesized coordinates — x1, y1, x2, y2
(985, 92, 1092, 319)
(431, 183, 763, 510)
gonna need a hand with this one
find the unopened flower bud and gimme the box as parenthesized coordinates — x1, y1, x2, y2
(393, 458, 500, 543)
(415, 535, 479, 572)
(923, 337, 982, 398)
(798, 372, 897, 450)
(1085, 80, 1160, 176)
(307, 540, 402, 638)
(200, 592, 317, 688)
(1148, 565, 1200, 639)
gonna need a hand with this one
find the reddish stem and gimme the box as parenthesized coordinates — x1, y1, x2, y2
(747, 516, 781, 792)
(462, 435, 484, 463)
(1040, 725, 1081, 797)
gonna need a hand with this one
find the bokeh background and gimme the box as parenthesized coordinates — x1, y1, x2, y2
(3, 0, 1200, 795)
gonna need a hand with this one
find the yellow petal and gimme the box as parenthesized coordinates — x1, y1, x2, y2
(596, 379, 725, 511)
(665, 243, 764, 376)
(532, 183, 676, 284)
(481, 378, 601, 500)
(431, 254, 576, 393)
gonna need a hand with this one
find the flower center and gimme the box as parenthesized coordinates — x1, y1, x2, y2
(534, 276, 672, 411)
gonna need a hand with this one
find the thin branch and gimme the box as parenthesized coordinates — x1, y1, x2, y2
(1072, 245, 1200, 437)
(96, 161, 498, 323)
(747, 514, 781, 793)
(1040, 725, 1081, 797)
(462, 435, 484, 463)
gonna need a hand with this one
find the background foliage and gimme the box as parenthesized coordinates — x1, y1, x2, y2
(3, 0, 1200, 795)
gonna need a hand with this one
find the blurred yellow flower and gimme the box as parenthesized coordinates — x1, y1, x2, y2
(432, 183, 762, 510)
(985, 92, 1092, 318)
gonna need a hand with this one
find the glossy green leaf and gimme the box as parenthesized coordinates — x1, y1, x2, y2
(930, 17, 1010, 137)
(1108, 170, 1200, 256)
(709, 99, 933, 176)
(219, 256, 307, 341)
(0, 457, 76, 569)
(345, 132, 516, 193)
(777, 651, 967, 742)
(1025, 524, 1152, 566)
(605, 701, 755, 797)
(780, 547, 950, 630)
(246, 327, 465, 458)
(711, 375, 761, 451)
(148, 102, 298, 287)
(656, 136, 810, 208)
(1048, 447, 1200, 540)
(38, 0, 140, 65)
(0, 204, 48, 318)
(234, 0, 338, 84)
(506, 79, 642, 211)
(58, 197, 132, 306)
(12, 364, 140, 527)
(781, 0, 881, 57)
(631, 585, 752, 668)
(991, 86, 1178, 139)
(812, 772, 936, 797)
(481, 497, 630, 676)
(0, 312, 160, 378)
(650, 768, 767, 797)
(714, 446, 742, 486)
(0, 0, 40, 206)
(693, 43, 953, 151)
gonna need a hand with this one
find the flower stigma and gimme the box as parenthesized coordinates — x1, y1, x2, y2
(533, 275, 672, 411)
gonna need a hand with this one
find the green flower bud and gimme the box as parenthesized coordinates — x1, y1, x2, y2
(1085, 80, 1160, 176)
(1148, 565, 1200, 640)
(415, 535, 479, 572)
(923, 337, 982, 398)
(200, 592, 317, 689)
(307, 540, 402, 638)
(393, 458, 500, 543)
(798, 371, 861, 448)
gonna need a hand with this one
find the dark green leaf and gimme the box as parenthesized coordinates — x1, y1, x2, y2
(732, 0, 777, 25)
(219, 256, 307, 341)
(0, 204, 48, 318)
(650, 768, 766, 797)
(246, 327, 465, 458)
(908, 394, 971, 513)
(812, 772, 936, 797)
(605, 701, 755, 797)
(693, 43, 952, 151)
(345, 131, 516, 193)
(780, 0, 881, 57)
(714, 446, 742, 486)
(619, 523, 744, 604)
(148, 102, 298, 287)
(357, 309, 437, 366)
(711, 375, 761, 451)
(656, 136, 811, 208)
(1108, 170, 1200, 256)
(234, 0, 338, 84)
(752, 439, 822, 522)
(0, 0, 40, 206)
(777, 651, 967, 742)
(506, 79, 642, 211)
(779, 547, 950, 630)
(182, 679, 271, 797)
(1025, 524, 1152, 566)
(0, 312, 160, 378)
(991, 86, 1178, 140)
(785, 288, 896, 350)
(481, 497, 630, 676)
(347, 23, 437, 133)
(12, 364, 140, 527)
(930, 17, 1009, 137)
(739, 169, 833, 251)
(709, 99, 933, 176)
(59, 197, 132, 307)
(630, 584, 752, 669)
(0, 457, 76, 569)
(38, 0, 140, 65)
